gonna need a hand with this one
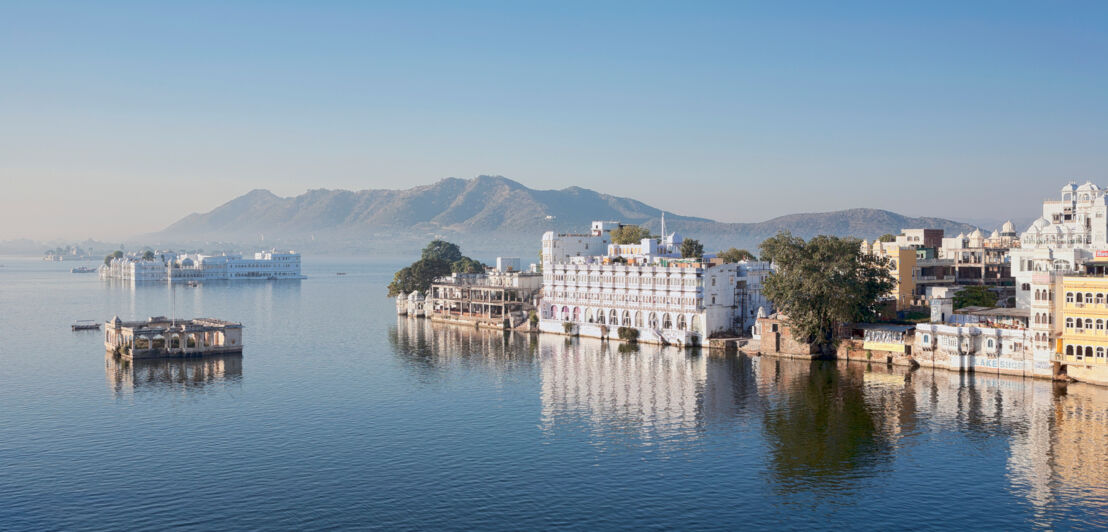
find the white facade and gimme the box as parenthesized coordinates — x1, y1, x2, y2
(100, 250, 304, 282)
(914, 323, 1043, 377)
(541, 221, 620, 266)
(1012, 182, 1108, 308)
(538, 220, 772, 346)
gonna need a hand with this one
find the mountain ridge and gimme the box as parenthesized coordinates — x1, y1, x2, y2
(152, 175, 982, 256)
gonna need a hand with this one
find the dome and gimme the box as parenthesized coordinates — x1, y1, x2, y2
(1077, 181, 1100, 192)
(1025, 224, 1041, 235)
(179, 258, 194, 267)
(989, 230, 1000, 239)
(1062, 182, 1077, 193)
(1001, 220, 1015, 233)
(969, 228, 984, 238)
(957, 232, 966, 239)
(109, 316, 121, 326)
(407, 290, 424, 301)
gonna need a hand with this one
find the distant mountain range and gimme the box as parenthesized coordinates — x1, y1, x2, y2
(151, 175, 982, 257)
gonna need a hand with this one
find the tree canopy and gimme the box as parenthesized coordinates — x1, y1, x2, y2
(141, 250, 155, 261)
(680, 238, 704, 259)
(953, 286, 997, 309)
(760, 231, 895, 350)
(610, 225, 652, 245)
(718, 248, 756, 263)
(388, 240, 484, 296)
(878, 234, 897, 243)
(421, 240, 463, 263)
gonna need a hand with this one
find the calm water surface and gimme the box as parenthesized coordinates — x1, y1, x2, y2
(2, 257, 1107, 530)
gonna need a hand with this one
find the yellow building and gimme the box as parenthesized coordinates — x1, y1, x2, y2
(1058, 267, 1108, 385)
(862, 240, 918, 310)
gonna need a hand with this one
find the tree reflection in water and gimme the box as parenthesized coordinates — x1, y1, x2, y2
(759, 359, 894, 491)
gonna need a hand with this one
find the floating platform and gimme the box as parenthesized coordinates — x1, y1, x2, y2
(72, 320, 101, 331)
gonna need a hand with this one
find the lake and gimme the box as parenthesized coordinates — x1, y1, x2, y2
(1, 257, 1106, 530)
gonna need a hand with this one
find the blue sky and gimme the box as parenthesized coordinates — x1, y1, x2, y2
(2, 1, 1107, 239)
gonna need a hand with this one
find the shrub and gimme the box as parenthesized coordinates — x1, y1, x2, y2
(617, 327, 640, 343)
(563, 322, 576, 335)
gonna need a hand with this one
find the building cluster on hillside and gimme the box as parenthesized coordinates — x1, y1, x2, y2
(100, 250, 304, 282)
(845, 181, 1108, 386)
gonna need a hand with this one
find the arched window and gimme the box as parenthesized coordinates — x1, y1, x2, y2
(987, 339, 995, 348)
(550, 305, 559, 320)
(1087, 346, 1095, 359)
(1086, 319, 1094, 329)
(1066, 345, 1074, 356)
(1066, 317, 1075, 328)
(609, 309, 618, 325)
(622, 310, 631, 327)
(1022, 283, 1030, 291)
(572, 307, 581, 322)
(1077, 293, 1084, 303)
(596, 310, 605, 325)
(634, 311, 643, 328)
(1087, 293, 1095, 303)
(662, 313, 673, 329)
(1098, 320, 1104, 330)
(1099, 347, 1106, 358)
(676, 314, 687, 330)
(1067, 292, 1075, 303)
(691, 315, 702, 334)
(648, 313, 659, 329)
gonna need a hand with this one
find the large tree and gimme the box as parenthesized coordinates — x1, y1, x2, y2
(421, 240, 463, 263)
(680, 238, 704, 259)
(388, 240, 483, 296)
(718, 248, 756, 263)
(953, 286, 997, 309)
(760, 232, 895, 351)
(610, 225, 652, 245)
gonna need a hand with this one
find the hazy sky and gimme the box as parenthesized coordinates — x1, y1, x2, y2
(2, 1, 1107, 240)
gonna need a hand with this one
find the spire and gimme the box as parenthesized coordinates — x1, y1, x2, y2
(660, 212, 667, 242)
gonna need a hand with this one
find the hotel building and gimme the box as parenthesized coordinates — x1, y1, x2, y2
(100, 250, 304, 282)
(538, 219, 773, 346)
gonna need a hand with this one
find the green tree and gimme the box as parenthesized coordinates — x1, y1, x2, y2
(611, 225, 651, 245)
(718, 248, 756, 263)
(680, 238, 704, 259)
(451, 256, 485, 274)
(953, 286, 997, 309)
(760, 231, 895, 351)
(421, 240, 463, 263)
(878, 233, 897, 242)
(142, 250, 155, 261)
(387, 257, 451, 297)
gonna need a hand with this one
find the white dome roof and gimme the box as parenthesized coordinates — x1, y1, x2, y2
(957, 232, 966, 239)
(1001, 220, 1015, 233)
(989, 230, 1000, 239)
(1062, 182, 1077, 192)
(1077, 181, 1100, 192)
(970, 228, 984, 238)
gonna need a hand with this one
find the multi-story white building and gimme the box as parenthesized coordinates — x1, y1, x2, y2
(1012, 182, 1108, 308)
(541, 221, 620, 267)
(100, 250, 304, 282)
(538, 220, 773, 346)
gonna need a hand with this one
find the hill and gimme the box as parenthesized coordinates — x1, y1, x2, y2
(150, 175, 980, 257)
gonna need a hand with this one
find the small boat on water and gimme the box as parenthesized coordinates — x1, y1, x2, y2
(336, 272, 347, 276)
(186, 281, 199, 287)
(72, 320, 101, 331)
(71, 266, 97, 273)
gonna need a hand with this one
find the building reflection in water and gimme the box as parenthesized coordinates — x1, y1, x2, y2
(389, 317, 1108, 522)
(105, 354, 243, 399)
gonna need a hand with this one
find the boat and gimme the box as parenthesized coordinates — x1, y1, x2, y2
(72, 320, 101, 331)
(71, 266, 97, 273)
(336, 272, 347, 276)
(186, 281, 199, 287)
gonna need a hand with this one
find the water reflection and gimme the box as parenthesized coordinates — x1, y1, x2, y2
(105, 354, 243, 399)
(389, 317, 536, 380)
(388, 318, 1108, 524)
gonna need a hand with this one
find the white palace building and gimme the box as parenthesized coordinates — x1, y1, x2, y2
(100, 250, 304, 282)
(538, 218, 772, 346)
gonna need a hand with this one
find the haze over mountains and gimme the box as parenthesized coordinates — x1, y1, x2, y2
(152, 176, 981, 258)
